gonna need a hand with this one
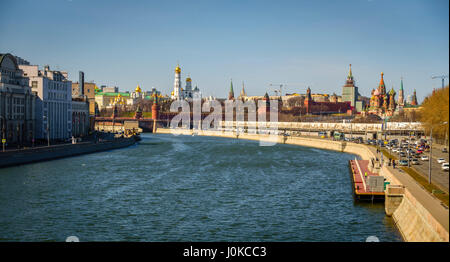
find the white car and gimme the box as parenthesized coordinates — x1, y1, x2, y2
(421, 155, 429, 161)
(437, 158, 446, 164)
(442, 163, 449, 171)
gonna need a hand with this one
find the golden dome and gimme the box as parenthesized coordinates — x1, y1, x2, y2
(186, 77, 192, 82)
(171, 91, 174, 95)
(175, 65, 181, 73)
(135, 85, 142, 93)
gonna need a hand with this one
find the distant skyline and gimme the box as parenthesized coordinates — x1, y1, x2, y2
(1, 0, 448, 102)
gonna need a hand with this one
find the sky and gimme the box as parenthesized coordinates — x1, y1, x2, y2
(1, 0, 448, 102)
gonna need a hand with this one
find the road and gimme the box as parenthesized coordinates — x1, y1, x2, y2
(386, 143, 449, 193)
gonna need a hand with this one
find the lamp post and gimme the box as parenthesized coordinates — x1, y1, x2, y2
(428, 121, 448, 184)
(43, 115, 50, 147)
(0, 116, 5, 152)
(350, 120, 353, 140)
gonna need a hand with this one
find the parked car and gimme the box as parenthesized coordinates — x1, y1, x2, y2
(318, 132, 327, 138)
(437, 158, 446, 164)
(399, 160, 409, 166)
(421, 155, 429, 161)
(442, 163, 449, 171)
(411, 159, 419, 165)
(442, 148, 448, 153)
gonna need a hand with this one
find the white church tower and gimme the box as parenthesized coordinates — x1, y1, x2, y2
(184, 75, 193, 99)
(172, 64, 183, 100)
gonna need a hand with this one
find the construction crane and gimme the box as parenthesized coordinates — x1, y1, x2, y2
(431, 75, 448, 89)
(269, 83, 304, 98)
(269, 83, 285, 98)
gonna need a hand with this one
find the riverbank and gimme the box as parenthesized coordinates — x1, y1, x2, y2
(0, 136, 138, 168)
(156, 128, 449, 242)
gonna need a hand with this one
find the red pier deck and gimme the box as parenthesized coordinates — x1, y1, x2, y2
(349, 159, 385, 201)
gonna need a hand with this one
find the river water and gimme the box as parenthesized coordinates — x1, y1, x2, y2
(0, 133, 402, 241)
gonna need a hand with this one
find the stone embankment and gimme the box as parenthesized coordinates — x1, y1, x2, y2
(0, 137, 137, 168)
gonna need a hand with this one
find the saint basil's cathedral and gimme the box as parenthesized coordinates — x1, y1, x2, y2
(367, 72, 418, 117)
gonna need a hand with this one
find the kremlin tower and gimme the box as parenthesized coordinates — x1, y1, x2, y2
(398, 77, 405, 108)
(411, 89, 418, 106)
(228, 79, 235, 100)
(304, 87, 313, 114)
(342, 64, 359, 108)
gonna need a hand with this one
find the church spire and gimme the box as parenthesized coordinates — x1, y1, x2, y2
(348, 64, 353, 80)
(379, 72, 386, 95)
(228, 79, 234, 100)
(240, 81, 247, 97)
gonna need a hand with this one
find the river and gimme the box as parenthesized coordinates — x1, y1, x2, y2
(0, 133, 402, 241)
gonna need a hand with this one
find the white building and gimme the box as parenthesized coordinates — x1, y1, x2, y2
(171, 65, 182, 100)
(20, 64, 72, 140)
(171, 64, 200, 100)
(0, 53, 35, 145)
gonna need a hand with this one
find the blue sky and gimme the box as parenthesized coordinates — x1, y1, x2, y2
(1, 0, 448, 101)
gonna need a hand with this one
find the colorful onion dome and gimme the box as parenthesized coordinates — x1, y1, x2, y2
(135, 85, 142, 93)
(175, 65, 181, 73)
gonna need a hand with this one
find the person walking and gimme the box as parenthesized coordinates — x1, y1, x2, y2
(392, 160, 396, 169)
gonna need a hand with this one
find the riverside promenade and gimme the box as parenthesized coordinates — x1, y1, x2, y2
(369, 146, 449, 242)
(156, 128, 449, 242)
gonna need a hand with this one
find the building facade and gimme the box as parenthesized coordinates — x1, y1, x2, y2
(0, 53, 35, 145)
(71, 98, 90, 137)
(20, 64, 72, 140)
(72, 81, 96, 115)
(341, 64, 364, 112)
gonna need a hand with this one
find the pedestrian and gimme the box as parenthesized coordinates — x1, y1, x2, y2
(365, 171, 368, 178)
(393, 160, 396, 169)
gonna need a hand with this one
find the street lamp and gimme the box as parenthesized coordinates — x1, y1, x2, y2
(428, 121, 448, 184)
(0, 116, 6, 152)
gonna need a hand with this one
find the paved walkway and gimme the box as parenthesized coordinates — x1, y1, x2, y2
(368, 146, 449, 232)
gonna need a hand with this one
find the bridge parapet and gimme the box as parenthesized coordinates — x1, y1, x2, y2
(219, 121, 423, 132)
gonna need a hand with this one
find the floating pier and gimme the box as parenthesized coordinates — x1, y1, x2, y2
(349, 159, 386, 201)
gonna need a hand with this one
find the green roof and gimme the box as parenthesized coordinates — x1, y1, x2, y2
(95, 92, 130, 97)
